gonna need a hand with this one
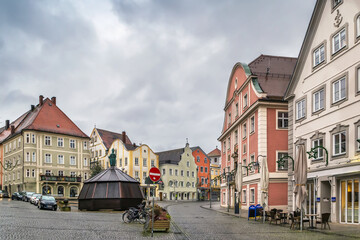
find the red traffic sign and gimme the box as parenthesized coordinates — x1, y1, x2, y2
(149, 167, 161, 182)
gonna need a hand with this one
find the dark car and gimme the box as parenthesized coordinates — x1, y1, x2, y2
(38, 196, 57, 211)
(23, 192, 34, 202)
(11, 192, 21, 200)
(0, 190, 9, 198)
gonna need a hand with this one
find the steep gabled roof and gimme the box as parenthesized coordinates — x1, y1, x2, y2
(1, 97, 88, 143)
(191, 146, 211, 160)
(248, 55, 297, 99)
(207, 147, 221, 157)
(156, 148, 184, 165)
(96, 128, 132, 150)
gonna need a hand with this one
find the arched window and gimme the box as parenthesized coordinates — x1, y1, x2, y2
(42, 186, 51, 195)
(58, 186, 64, 196)
(70, 187, 78, 197)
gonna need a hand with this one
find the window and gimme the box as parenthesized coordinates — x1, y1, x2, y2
(250, 155, 255, 173)
(99, 150, 102, 156)
(45, 154, 52, 163)
(332, 77, 346, 103)
(58, 171, 64, 176)
(332, 28, 346, 54)
(58, 155, 64, 164)
(243, 94, 248, 108)
(84, 158, 88, 167)
(192, 171, 194, 177)
(235, 103, 239, 116)
(313, 89, 325, 112)
(357, 67, 360, 93)
(200, 167, 203, 172)
(45, 170, 51, 176)
(228, 113, 231, 125)
(187, 171, 189, 177)
(135, 157, 139, 166)
(187, 161, 190, 167)
(45, 136, 51, 146)
(243, 144, 246, 154)
(125, 157, 128, 166)
(243, 123, 247, 138)
(181, 170, 184, 176)
(313, 44, 325, 67)
(197, 156, 200, 162)
(70, 156, 76, 165)
(32, 169, 35, 177)
(26, 134, 30, 143)
(70, 139, 76, 149)
(18, 139, 21, 148)
(57, 138, 63, 147)
(32, 152, 36, 162)
(26, 169, 30, 177)
(170, 169, 173, 176)
(143, 171, 146, 180)
(84, 141, 88, 150)
(192, 182, 195, 188)
(201, 177, 204, 185)
(151, 160, 155, 167)
(242, 189, 246, 203)
(204, 158, 207, 163)
(143, 158, 147, 167)
(175, 169, 178, 176)
(119, 158, 122, 166)
(26, 152, 30, 162)
(278, 111, 288, 129)
(250, 116, 255, 133)
(162, 169, 166, 175)
(205, 167, 208, 173)
(70, 172, 76, 177)
(84, 172, 88, 180)
(333, 0, 342, 9)
(277, 152, 288, 170)
(296, 99, 306, 120)
(333, 131, 346, 156)
(223, 141, 226, 153)
(250, 188, 255, 203)
(312, 139, 324, 160)
(228, 137, 230, 149)
(135, 171, 139, 178)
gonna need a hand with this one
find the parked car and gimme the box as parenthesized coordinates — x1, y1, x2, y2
(38, 196, 57, 211)
(30, 194, 42, 205)
(18, 191, 27, 201)
(0, 190, 9, 198)
(11, 192, 21, 200)
(23, 192, 34, 202)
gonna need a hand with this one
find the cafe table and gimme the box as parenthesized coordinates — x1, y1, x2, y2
(305, 213, 319, 229)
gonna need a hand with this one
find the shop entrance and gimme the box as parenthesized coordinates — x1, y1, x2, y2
(340, 179, 359, 224)
(321, 181, 331, 214)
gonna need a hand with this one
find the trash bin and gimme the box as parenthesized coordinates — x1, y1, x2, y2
(248, 205, 256, 220)
(255, 204, 263, 220)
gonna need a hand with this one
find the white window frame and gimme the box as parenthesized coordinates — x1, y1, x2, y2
(135, 157, 139, 166)
(69, 139, 76, 149)
(26, 169, 30, 177)
(58, 155, 64, 164)
(250, 116, 255, 133)
(31, 169, 35, 178)
(313, 88, 325, 112)
(143, 158, 147, 167)
(242, 189, 247, 203)
(84, 158, 88, 167)
(32, 152, 36, 162)
(31, 134, 36, 144)
(243, 123, 247, 139)
(44, 136, 51, 146)
(332, 77, 346, 103)
(169, 168, 173, 176)
(312, 139, 324, 160)
(313, 44, 325, 67)
(58, 170, 64, 176)
(296, 99, 306, 120)
(45, 153, 52, 163)
(243, 93, 248, 108)
(332, 28, 346, 54)
(276, 151, 288, 171)
(26, 152, 30, 162)
(83, 141, 88, 150)
(333, 131, 346, 156)
(277, 111, 288, 129)
(250, 188, 255, 203)
(58, 138, 64, 147)
(151, 159, 155, 167)
(70, 156, 76, 165)
(162, 169, 166, 176)
(26, 134, 30, 144)
(175, 169, 178, 176)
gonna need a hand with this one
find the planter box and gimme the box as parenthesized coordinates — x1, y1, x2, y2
(147, 220, 170, 232)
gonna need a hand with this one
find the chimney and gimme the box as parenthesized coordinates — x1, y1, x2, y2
(51, 96, 56, 105)
(5, 120, 10, 130)
(133, 143, 136, 147)
(39, 95, 44, 106)
(122, 131, 126, 143)
(31, 105, 35, 111)
(10, 125, 15, 134)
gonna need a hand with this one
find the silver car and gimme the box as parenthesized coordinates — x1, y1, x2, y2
(30, 194, 42, 205)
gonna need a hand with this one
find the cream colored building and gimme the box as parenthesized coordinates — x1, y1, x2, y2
(285, 0, 360, 224)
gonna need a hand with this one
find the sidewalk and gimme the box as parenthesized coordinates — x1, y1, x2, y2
(201, 202, 360, 239)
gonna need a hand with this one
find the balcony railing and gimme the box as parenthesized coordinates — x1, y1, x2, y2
(40, 175, 82, 183)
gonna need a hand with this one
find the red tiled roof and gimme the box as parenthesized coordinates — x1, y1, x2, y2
(1, 97, 89, 143)
(207, 147, 221, 157)
(96, 128, 132, 150)
(249, 55, 297, 98)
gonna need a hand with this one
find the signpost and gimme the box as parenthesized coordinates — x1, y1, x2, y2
(149, 167, 161, 237)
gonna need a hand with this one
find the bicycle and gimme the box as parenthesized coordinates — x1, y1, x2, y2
(122, 203, 150, 224)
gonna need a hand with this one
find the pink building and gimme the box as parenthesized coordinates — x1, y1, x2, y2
(218, 55, 296, 212)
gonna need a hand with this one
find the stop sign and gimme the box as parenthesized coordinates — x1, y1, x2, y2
(149, 167, 161, 182)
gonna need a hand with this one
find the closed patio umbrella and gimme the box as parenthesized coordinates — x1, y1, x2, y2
(235, 162, 242, 198)
(260, 156, 269, 223)
(293, 144, 308, 230)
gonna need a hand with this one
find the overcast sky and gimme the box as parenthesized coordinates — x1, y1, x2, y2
(0, 0, 316, 153)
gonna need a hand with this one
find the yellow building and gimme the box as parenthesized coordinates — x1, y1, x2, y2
(89, 128, 160, 199)
(208, 147, 221, 200)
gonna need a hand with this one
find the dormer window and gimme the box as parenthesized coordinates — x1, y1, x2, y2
(243, 94, 248, 108)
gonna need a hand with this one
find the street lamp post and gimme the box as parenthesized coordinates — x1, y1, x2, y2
(209, 166, 212, 209)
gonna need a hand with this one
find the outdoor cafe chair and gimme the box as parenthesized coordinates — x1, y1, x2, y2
(316, 213, 331, 230)
(269, 210, 281, 225)
(289, 213, 300, 230)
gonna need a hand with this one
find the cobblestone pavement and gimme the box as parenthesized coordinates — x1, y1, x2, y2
(164, 201, 360, 240)
(1, 199, 359, 240)
(0, 199, 174, 240)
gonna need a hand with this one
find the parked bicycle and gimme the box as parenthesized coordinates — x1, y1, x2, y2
(122, 203, 149, 224)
